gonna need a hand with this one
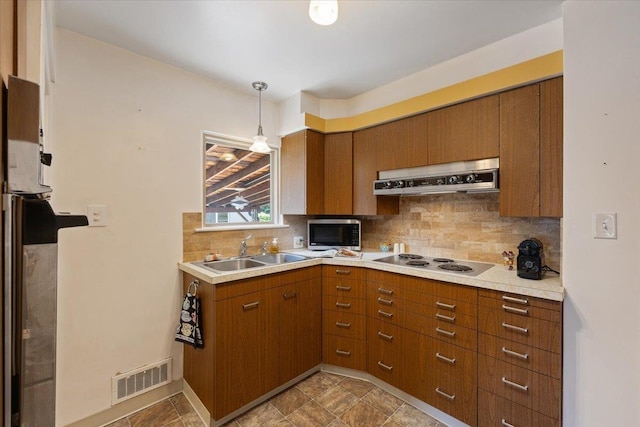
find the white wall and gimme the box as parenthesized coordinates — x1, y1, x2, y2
(563, 2, 640, 426)
(48, 28, 278, 426)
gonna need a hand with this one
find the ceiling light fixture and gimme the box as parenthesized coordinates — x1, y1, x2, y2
(219, 151, 238, 162)
(309, 0, 338, 26)
(249, 81, 271, 153)
(230, 195, 249, 210)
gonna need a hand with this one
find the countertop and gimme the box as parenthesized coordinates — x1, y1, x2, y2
(178, 250, 564, 301)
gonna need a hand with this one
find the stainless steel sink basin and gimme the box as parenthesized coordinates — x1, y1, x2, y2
(194, 258, 267, 273)
(251, 253, 308, 264)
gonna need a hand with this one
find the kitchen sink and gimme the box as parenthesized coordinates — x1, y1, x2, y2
(251, 253, 308, 264)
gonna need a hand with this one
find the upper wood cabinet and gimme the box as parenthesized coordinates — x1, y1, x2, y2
(281, 130, 324, 215)
(324, 132, 353, 215)
(427, 95, 500, 165)
(500, 77, 563, 218)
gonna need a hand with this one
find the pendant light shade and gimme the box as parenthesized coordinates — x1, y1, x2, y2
(249, 81, 271, 153)
(230, 195, 249, 210)
(309, 0, 338, 26)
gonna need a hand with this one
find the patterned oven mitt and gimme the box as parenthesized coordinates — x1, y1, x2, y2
(175, 279, 204, 348)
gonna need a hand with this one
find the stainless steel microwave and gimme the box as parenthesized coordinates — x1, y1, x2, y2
(307, 219, 361, 251)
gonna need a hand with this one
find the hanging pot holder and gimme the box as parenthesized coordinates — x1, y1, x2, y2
(175, 279, 204, 349)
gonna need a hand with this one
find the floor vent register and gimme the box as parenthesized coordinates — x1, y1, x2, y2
(111, 357, 172, 405)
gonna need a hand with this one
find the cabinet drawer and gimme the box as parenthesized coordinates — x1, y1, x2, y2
(403, 288, 478, 317)
(404, 310, 477, 351)
(479, 289, 561, 312)
(366, 295, 404, 326)
(479, 296, 560, 323)
(367, 278, 407, 301)
(322, 277, 366, 299)
(431, 338, 477, 382)
(403, 298, 477, 329)
(403, 277, 478, 305)
(479, 307, 561, 353)
(322, 310, 366, 339)
(479, 333, 561, 379)
(478, 389, 559, 427)
(367, 319, 401, 387)
(322, 294, 366, 315)
(478, 355, 561, 420)
(323, 265, 366, 280)
(322, 335, 365, 371)
(424, 371, 477, 427)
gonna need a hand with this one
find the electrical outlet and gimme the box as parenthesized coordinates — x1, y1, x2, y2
(293, 236, 304, 249)
(593, 213, 617, 239)
(87, 204, 108, 227)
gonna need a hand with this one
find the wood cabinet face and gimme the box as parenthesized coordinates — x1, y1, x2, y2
(539, 77, 563, 217)
(427, 95, 500, 165)
(353, 126, 381, 215)
(499, 84, 541, 217)
(281, 130, 324, 215)
(324, 132, 353, 214)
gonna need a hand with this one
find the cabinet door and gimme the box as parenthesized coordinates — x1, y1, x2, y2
(428, 95, 500, 165)
(405, 113, 429, 168)
(540, 77, 563, 217)
(499, 84, 540, 217)
(353, 126, 399, 215)
(281, 130, 324, 215)
(324, 132, 353, 214)
(215, 290, 271, 419)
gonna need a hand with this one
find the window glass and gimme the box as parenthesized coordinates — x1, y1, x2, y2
(202, 132, 277, 226)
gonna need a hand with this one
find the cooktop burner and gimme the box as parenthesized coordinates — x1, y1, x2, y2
(433, 258, 455, 263)
(406, 260, 430, 267)
(438, 264, 473, 272)
(398, 253, 424, 260)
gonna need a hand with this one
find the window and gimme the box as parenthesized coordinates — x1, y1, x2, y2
(202, 132, 280, 227)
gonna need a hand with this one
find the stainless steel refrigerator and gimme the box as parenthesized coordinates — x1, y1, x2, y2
(3, 76, 88, 426)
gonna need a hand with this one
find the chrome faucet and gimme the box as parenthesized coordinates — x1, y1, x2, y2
(240, 234, 252, 257)
(262, 241, 269, 255)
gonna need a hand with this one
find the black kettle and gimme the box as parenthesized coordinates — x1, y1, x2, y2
(517, 238, 545, 280)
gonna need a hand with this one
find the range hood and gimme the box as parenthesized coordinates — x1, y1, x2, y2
(373, 158, 499, 196)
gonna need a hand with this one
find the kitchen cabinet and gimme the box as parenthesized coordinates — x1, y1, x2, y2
(324, 132, 353, 215)
(477, 289, 562, 426)
(353, 126, 400, 215)
(281, 130, 324, 215)
(499, 77, 563, 218)
(427, 95, 500, 165)
(182, 267, 321, 422)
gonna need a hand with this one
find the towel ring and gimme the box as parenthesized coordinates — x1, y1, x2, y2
(188, 279, 199, 296)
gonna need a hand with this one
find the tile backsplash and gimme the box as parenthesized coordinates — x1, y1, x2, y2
(183, 192, 561, 270)
(361, 193, 561, 269)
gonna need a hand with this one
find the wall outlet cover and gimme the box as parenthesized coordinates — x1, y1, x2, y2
(293, 236, 304, 249)
(593, 212, 617, 239)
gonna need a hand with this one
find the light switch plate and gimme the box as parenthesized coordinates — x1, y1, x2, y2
(88, 204, 108, 227)
(593, 212, 616, 239)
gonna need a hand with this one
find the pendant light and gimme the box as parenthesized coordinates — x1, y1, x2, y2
(309, 0, 338, 26)
(249, 81, 271, 153)
(230, 195, 249, 210)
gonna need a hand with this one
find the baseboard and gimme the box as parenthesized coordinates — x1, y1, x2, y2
(63, 379, 183, 427)
(182, 379, 211, 427)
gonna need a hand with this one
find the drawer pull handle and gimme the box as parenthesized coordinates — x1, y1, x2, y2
(502, 295, 529, 305)
(378, 287, 394, 295)
(501, 419, 515, 427)
(336, 349, 351, 356)
(502, 377, 529, 392)
(436, 327, 456, 337)
(336, 285, 351, 291)
(378, 331, 394, 341)
(377, 297, 393, 306)
(336, 302, 352, 308)
(436, 301, 456, 311)
(242, 301, 260, 311)
(435, 313, 456, 323)
(502, 322, 528, 334)
(435, 352, 456, 364)
(502, 304, 529, 315)
(335, 322, 351, 329)
(283, 292, 297, 300)
(377, 361, 393, 372)
(378, 310, 394, 319)
(335, 269, 351, 275)
(502, 347, 529, 360)
(435, 387, 455, 401)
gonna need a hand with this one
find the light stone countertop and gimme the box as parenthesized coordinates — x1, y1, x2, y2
(178, 250, 564, 301)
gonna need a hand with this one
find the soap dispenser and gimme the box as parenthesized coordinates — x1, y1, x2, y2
(270, 237, 279, 254)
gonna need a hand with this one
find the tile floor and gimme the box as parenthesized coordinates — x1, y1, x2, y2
(107, 372, 447, 427)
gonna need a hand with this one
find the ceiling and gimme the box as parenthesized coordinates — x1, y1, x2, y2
(53, 0, 563, 102)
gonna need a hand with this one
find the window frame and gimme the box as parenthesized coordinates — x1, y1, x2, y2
(198, 131, 284, 232)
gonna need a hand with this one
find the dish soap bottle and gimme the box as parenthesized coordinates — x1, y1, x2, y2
(270, 237, 279, 254)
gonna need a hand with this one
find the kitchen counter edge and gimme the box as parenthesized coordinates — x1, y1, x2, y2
(177, 252, 564, 302)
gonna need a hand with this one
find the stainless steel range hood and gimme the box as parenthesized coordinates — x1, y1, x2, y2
(373, 158, 499, 196)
